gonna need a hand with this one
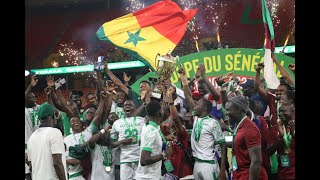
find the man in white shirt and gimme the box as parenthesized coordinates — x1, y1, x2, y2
(27, 103, 68, 180)
(64, 116, 92, 180)
(179, 65, 227, 180)
(190, 99, 227, 180)
(110, 100, 145, 180)
(135, 101, 172, 180)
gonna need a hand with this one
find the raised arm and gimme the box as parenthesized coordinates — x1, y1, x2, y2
(271, 53, 294, 86)
(25, 75, 38, 97)
(178, 64, 195, 110)
(255, 63, 268, 101)
(44, 86, 54, 105)
(104, 61, 129, 95)
(56, 89, 75, 118)
(198, 64, 220, 101)
(95, 69, 104, 102)
(167, 86, 184, 133)
(91, 90, 108, 127)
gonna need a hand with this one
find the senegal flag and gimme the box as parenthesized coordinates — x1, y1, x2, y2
(261, 0, 279, 89)
(96, 0, 197, 70)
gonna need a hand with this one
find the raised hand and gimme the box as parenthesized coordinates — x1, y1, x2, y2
(100, 90, 108, 99)
(288, 64, 295, 72)
(44, 86, 52, 96)
(30, 75, 38, 87)
(256, 62, 265, 72)
(288, 120, 295, 135)
(123, 72, 131, 83)
(166, 86, 175, 97)
(46, 75, 55, 87)
(105, 80, 116, 92)
(141, 90, 148, 102)
(177, 64, 186, 76)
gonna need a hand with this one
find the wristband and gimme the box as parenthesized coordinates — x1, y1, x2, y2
(169, 102, 174, 106)
(100, 129, 106, 135)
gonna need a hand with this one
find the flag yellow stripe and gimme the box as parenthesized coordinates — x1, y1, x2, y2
(101, 14, 176, 69)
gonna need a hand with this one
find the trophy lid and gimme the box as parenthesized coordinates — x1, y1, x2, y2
(157, 51, 179, 63)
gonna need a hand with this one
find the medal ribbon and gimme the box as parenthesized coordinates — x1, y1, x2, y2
(115, 106, 125, 118)
(99, 145, 112, 166)
(123, 116, 137, 137)
(194, 116, 210, 142)
(282, 125, 292, 148)
(73, 133, 85, 144)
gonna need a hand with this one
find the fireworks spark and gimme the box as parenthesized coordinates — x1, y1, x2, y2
(58, 43, 88, 66)
(207, 1, 228, 30)
(177, 0, 200, 9)
(124, 0, 145, 13)
(266, 0, 281, 27)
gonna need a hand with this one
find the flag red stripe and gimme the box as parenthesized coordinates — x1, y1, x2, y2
(133, 0, 197, 44)
(264, 23, 275, 51)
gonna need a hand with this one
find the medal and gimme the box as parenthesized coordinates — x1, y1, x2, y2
(131, 137, 136, 143)
(105, 166, 111, 172)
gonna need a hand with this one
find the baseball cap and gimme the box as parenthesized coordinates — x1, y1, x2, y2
(37, 103, 55, 120)
(239, 79, 254, 89)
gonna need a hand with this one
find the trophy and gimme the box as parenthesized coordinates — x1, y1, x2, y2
(155, 51, 179, 81)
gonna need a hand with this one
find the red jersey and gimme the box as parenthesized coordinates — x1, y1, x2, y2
(232, 118, 268, 180)
(169, 128, 193, 178)
(277, 129, 295, 180)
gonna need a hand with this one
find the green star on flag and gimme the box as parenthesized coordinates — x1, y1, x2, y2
(124, 29, 146, 47)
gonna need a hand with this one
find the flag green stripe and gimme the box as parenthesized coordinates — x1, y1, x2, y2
(261, 0, 274, 40)
(96, 26, 155, 71)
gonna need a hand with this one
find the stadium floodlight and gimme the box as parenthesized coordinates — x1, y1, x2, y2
(30, 61, 146, 75)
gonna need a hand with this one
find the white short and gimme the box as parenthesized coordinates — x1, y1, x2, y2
(120, 162, 138, 180)
(193, 161, 220, 180)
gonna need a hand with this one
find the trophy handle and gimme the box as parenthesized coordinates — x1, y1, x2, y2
(155, 53, 161, 69)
